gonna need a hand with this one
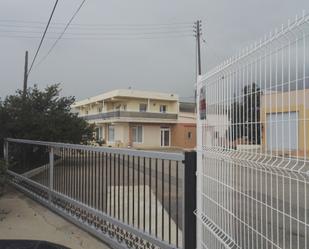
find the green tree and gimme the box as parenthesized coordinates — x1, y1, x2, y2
(227, 83, 261, 146)
(243, 83, 261, 144)
(0, 84, 94, 159)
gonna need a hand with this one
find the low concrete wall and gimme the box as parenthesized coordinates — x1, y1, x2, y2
(22, 160, 61, 178)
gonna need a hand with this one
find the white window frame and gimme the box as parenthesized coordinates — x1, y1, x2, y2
(160, 105, 167, 113)
(266, 111, 298, 151)
(115, 104, 121, 111)
(139, 103, 147, 112)
(160, 128, 171, 147)
(99, 126, 104, 140)
(132, 125, 143, 144)
(95, 126, 104, 141)
(108, 125, 115, 143)
(95, 127, 100, 141)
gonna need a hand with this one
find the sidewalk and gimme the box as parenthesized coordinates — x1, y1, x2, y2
(0, 187, 110, 249)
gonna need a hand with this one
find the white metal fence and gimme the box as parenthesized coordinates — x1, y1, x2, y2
(196, 13, 309, 249)
(4, 138, 199, 249)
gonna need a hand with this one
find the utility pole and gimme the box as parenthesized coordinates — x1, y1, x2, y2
(23, 51, 28, 96)
(194, 20, 202, 76)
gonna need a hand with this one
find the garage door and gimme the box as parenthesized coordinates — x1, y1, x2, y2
(266, 112, 298, 151)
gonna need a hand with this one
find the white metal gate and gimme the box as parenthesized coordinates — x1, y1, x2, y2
(196, 13, 309, 249)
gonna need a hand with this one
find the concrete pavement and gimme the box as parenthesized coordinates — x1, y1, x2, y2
(0, 187, 110, 249)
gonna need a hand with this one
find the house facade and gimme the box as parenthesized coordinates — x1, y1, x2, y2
(172, 102, 196, 149)
(261, 89, 309, 157)
(72, 89, 196, 149)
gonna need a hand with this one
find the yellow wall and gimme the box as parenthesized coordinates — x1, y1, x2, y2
(96, 121, 197, 149)
(148, 100, 178, 113)
(99, 123, 165, 149)
(105, 123, 130, 147)
(261, 89, 309, 157)
(136, 124, 161, 148)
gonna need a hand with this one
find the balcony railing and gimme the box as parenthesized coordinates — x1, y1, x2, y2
(80, 111, 178, 121)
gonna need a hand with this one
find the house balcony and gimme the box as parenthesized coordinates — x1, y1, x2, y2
(79, 110, 178, 123)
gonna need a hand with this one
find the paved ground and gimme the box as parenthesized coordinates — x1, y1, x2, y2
(0, 187, 110, 249)
(32, 155, 184, 231)
(109, 185, 182, 247)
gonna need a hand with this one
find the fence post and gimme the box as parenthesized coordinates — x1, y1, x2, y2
(49, 147, 54, 204)
(183, 151, 197, 249)
(3, 139, 9, 166)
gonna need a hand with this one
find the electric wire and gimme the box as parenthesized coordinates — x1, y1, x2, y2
(0, 34, 193, 40)
(0, 23, 193, 31)
(27, 0, 59, 75)
(0, 19, 193, 27)
(35, 0, 86, 69)
(0, 29, 193, 36)
(0, 14, 195, 67)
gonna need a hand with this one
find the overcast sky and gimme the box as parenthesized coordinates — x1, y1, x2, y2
(0, 0, 309, 101)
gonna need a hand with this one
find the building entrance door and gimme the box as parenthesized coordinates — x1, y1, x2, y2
(160, 128, 170, 147)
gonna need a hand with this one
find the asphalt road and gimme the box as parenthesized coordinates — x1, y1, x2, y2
(32, 154, 184, 235)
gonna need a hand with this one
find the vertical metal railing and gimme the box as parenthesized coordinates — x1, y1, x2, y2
(3, 139, 8, 166)
(183, 151, 197, 249)
(196, 12, 309, 249)
(4, 138, 196, 249)
(49, 147, 54, 203)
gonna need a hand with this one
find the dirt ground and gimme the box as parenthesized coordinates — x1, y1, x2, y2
(0, 187, 110, 249)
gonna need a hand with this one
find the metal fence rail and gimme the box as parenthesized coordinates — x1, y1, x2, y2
(196, 12, 309, 249)
(4, 138, 196, 249)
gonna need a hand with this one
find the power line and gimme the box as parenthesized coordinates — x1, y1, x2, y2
(0, 19, 193, 27)
(28, 0, 59, 75)
(0, 33, 193, 40)
(0, 23, 192, 30)
(0, 29, 193, 36)
(0, 23, 193, 31)
(35, 0, 86, 68)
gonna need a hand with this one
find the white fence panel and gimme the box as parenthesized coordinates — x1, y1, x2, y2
(196, 13, 309, 249)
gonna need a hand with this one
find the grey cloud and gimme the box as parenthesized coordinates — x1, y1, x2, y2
(0, 0, 308, 100)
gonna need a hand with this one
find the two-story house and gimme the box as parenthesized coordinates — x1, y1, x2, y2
(72, 89, 196, 149)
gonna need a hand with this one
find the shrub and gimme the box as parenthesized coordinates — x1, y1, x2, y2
(0, 84, 94, 152)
